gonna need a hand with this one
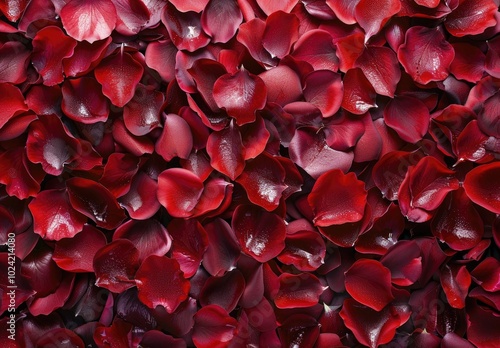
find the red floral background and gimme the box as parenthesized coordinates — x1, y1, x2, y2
(1, 0, 500, 347)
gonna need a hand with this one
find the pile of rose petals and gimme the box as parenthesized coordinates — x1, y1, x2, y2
(1, 0, 500, 347)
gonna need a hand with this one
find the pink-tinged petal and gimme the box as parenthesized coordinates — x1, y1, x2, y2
(119, 172, 160, 220)
(450, 43, 485, 83)
(157, 168, 204, 218)
(213, 70, 267, 126)
(36, 328, 85, 348)
(355, 46, 401, 97)
(161, 4, 210, 52)
(398, 26, 455, 84)
(61, 77, 110, 124)
(113, 219, 171, 262)
(278, 230, 326, 272)
(53, 224, 106, 272)
(60, 0, 117, 42)
(380, 240, 422, 286)
(384, 95, 430, 143)
(342, 68, 377, 115)
(232, 204, 286, 263)
(291, 29, 338, 71)
(63, 37, 111, 78)
(259, 65, 302, 106)
(200, 270, 245, 312)
(0, 148, 44, 199)
(326, 0, 360, 24)
(467, 301, 500, 348)
(93, 239, 139, 293)
(345, 259, 394, 311)
(275, 273, 325, 308)
(169, 0, 209, 12)
(236, 18, 277, 67)
(94, 319, 133, 347)
(145, 39, 177, 83)
(463, 162, 500, 213)
(354, 0, 401, 41)
(0, 41, 30, 84)
(0, 0, 29, 21)
(167, 219, 209, 278)
(471, 257, 500, 292)
(478, 91, 500, 138)
(309, 169, 367, 226)
(135, 255, 190, 312)
(94, 51, 144, 107)
(278, 315, 320, 347)
(303, 70, 343, 117)
(192, 305, 238, 348)
(201, 0, 242, 43)
(28, 189, 86, 241)
(123, 84, 164, 136)
(66, 177, 126, 229)
(335, 31, 365, 72)
(255, 0, 298, 15)
(431, 187, 483, 251)
(179, 107, 210, 150)
(99, 153, 139, 197)
(236, 153, 286, 211)
(262, 11, 299, 59)
(440, 264, 471, 309)
(112, 0, 150, 35)
(203, 218, 241, 276)
(445, 0, 497, 37)
(289, 128, 354, 179)
(340, 298, 410, 348)
(155, 113, 193, 161)
(31, 26, 77, 86)
(188, 59, 227, 112)
(0, 82, 28, 129)
(399, 0, 452, 18)
(28, 272, 75, 316)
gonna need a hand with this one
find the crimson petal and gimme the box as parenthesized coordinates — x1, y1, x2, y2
(259, 65, 302, 106)
(384, 95, 430, 143)
(203, 218, 241, 276)
(201, 0, 242, 43)
(380, 240, 422, 286)
(112, 0, 150, 35)
(200, 270, 245, 312)
(0, 82, 28, 129)
(192, 305, 238, 348)
(36, 328, 85, 348)
(28, 272, 75, 316)
(274, 273, 325, 309)
(471, 257, 500, 292)
(99, 153, 139, 198)
(478, 91, 500, 138)
(262, 11, 300, 59)
(0, 41, 30, 84)
(354, 0, 401, 41)
(236, 18, 277, 67)
(168, 0, 209, 12)
(155, 113, 193, 161)
(0, 147, 44, 199)
(303, 70, 343, 117)
(145, 39, 177, 83)
(61, 77, 110, 124)
(326, 0, 359, 24)
(62, 37, 111, 78)
(467, 301, 500, 348)
(278, 230, 326, 271)
(342, 68, 377, 115)
(278, 315, 320, 348)
(463, 162, 500, 214)
(291, 29, 339, 71)
(119, 172, 161, 220)
(445, 0, 497, 37)
(440, 264, 471, 309)
(355, 46, 400, 97)
(450, 43, 485, 83)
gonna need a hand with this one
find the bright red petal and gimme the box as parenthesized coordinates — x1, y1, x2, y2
(463, 162, 500, 214)
(291, 29, 339, 71)
(445, 0, 497, 37)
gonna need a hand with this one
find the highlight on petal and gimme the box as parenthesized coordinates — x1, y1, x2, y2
(444, 0, 497, 37)
(119, 172, 161, 220)
(112, 0, 150, 35)
(99, 153, 140, 198)
(354, 0, 401, 41)
(383, 95, 430, 143)
(192, 305, 238, 348)
(278, 315, 320, 348)
(380, 240, 422, 286)
(202, 218, 241, 277)
(201, 0, 242, 43)
(342, 68, 377, 115)
(256, 0, 298, 15)
(277, 229, 326, 271)
(135, 255, 190, 313)
(440, 264, 471, 309)
(471, 257, 500, 292)
(274, 273, 325, 308)
(144, 39, 177, 83)
(463, 162, 500, 214)
(303, 70, 343, 117)
(61, 77, 110, 124)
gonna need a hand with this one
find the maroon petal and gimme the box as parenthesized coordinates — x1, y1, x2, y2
(335, 30, 366, 72)
(291, 29, 339, 71)
(353, 111, 383, 163)
(192, 305, 238, 348)
(60, 0, 117, 43)
(36, 328, 85, 348)
(278, 315, 320, 348)
(278, 230, 326, 271)
(467, 301, 500, 348)
(471, 257, 500, 292)
(94, 51, 144, 107)
(140, 331, 186, 348)
(94, 239, 140, 293)
(123, 84, 164, 135)
(236, 18, 277, 67)
(240, 115, 270, 160)
(398, 26, 455, 85)
(308, 169, 367, 226)
(469, 287, 500, 312)
(384, 95, 430, 143)
(99, 153, 139, 198)
(113, 219, 171, 262)
(62, 37, 111, 78)
(274, 273, 325, 308)
(463, 162, 500, 214)
(0, 112, 37, 142)
(180, 150, 213, 181)
(380, 240, 422, 286)
(135, 255, 190, 312)
(478, 91, 500, 138)
(232, 204, 286, 263)
(28, 272, 75, 316)
(188, 59, 227, 112)
(167, 218, 209, 278)
(112, 0, 150, 35)
(342, 68, 377, 114)
(157, 168, 204, 218)
(94, 319, 132, 347)
(31, 26, 77, 86)
(0, 147, 44, 199)
(0, 41, 30, 84)
(450, 43, 485, 83)
(155, 113, 193, 161)
(203, 218, 241, 276)
(445, 0, 497, 37)
(259, 65, 302, 106)
(145, 39, 177, 83)
(262, 11, 299, 59)
(61, 77, 110, 124)
(119, 172, 161, 220)
(345, 259, 394, 311)
(0, 82, 28, 129)
(66, 177, 126, 229)
(236, 153, 287, 211)
(200, 270, 245, 312)
(154, 297, 197, 336)
(53, 224, 106, 272)
(354, 0, 401, 41)
(201, 0, 242, 43)
(440, 264, 471, 309)
(303, 70, 343, 117)
(213, 70, 267, 126)
(326, 0, 359, 24)
(355, 46, 401, 97)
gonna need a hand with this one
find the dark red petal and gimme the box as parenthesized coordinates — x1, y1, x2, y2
(469, 287, 500, 312)
(342, 68, 377, 114)
(153, 297, 197, 337)
(467, 301, 500, 348)
(36, 328, 85, 348)
(168, 0, 209, 12)
(240, 115, 270, 160)
(335, 30, 365, 72)
(355, 46, 401, 97)
(94, 51, 144, 107)
(61, 77, 110, 124)
(112, 0, 150, 35)
(478, 91, 500, 138)
(53, 224, 106, 272)
(232, 204, 286, 263)
(353, 111, 383, 162)
(145, 39, 177, 82)
(471, 257, 500, 292)
(206, 120, 245, 180)
(0, 148, 44, 199)
(259, 65, 303, 106)
(262, 11, 300, 59)
(278, 315, 320, 348)
(99, 153, 139, 198)
(0, 41, 30, 84)
(180, 150, 213, 181)
(21, 244, 62, 297)
(119, 172, 161, 220)
(60, 0, 117, 43)
(135, 255, 190, 312)
(167, 218, 209, 278)
(326, 0, 359, 24)
(345, 259, 394, 311)
(28, 272, 75, 316)
(354, 0, 401, 41)
(236, 153, 286, 211)
(308, 169, 367, 226)
(384, 95, 430, 143)
(0, 82, 28, 129)
(291, 29, 339, 71)
(0, 112, 37, 142)
(203, 218, 241, 277)
(0, 0, 29, 21)
(94, 319, 132, 347)
(201, 0, 242, 43)
(445, 0, 497, 37)
(380, 240, 422, 286)
(274, 273, 325, 308)
(450, 43, 485, 83)
(303, 70, 343, 117)
(192, 305, 238, 348)
(398, 26, 455, 85)
(440, 264, 471, 309)
(66, 177, 126, 229)
(213, 70, 267, 126)
(157, 168, 204, 218)
(485, 36, 500, 79)
(463, 162, 500, 214)
(155, 113, 193, 161)
(62, 37, 111, 78)
(414, 0, 440, 7)
(187, 177, 232, 218)
(188, 59, 227, 112)
(140, 331, 186, 348)
(200, 270, 245, 312)
(441, 333, 474, 348)
(236, 18, 277, 67)
(123, 84, 164, 135)
(93, 239, 140, 293)
(278, 230, 326, 271)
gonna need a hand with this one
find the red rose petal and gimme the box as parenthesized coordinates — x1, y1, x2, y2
(0, 147, 44, 199)
(202, 218, 241, 277)
(277, 229, 326, 271)
(0, 0, 29, 22)
(28, 272, 75, 316)
(259, 65, 303, 106)
(303, 70, 343, 117)
(119, 172, 161, 220)
(256, 0, 298, 15)
(277, 314, 320, 348)
(445, 0, 497, 37)
(380, 240, 423, 286)
(201, 0, 242, 44)
(145, 39, 177, 83)
(463, 162, 500, 214)
(471, 257, 500, 292)
(0, 82, 28, 129)
(155, 113, 193, 161)
(168, 0, 209, 12)
(192, 305, 238, 348)
(440, 264, 471, 309)
(467, 301, 500, 348)
(262, 11, 300, 59)
(354, 0, 401, 41)
(112, 0, 150, 35)
(450, 43, 486, 83)
(342, 68, 377, 114)
(236, 18, 277, 67)
(0, 41, 30, 84)
(274, 273, 325, 309)
(291, 29, 339, 71)
(384, 95, 430, 143)
(478, 91, 500, 138)
(61, 77, 110, 124)
(199, 270, 245, 312)
(36, 328, 85, 348)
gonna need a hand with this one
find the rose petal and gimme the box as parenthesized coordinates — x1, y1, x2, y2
(262, 11, 300, 59)
(259, 65, 302, 106)
(471, 257, 500, 292)
(0, 82, 28, 129)
(275, 273, 325, 309)
(303, 70, 343, 117)
(291, 29, 339, 71)
(384, 95, 430, 143)
(354, 0, 401, 41)
(112, 0, 150, 35)
(192, 305, 238, 348)
(380, 240, 423, 286)
(278, 229, 326, 271)
(341, 68, 377, 114)
(463, 162, 500, 214)
(445, 0, 497, 37)
(202, 218, 241, 277)
(201, 0, 242, 43)
(155, 113, 193, 161)
(119, 172, 161, 220)
(200, 270, 245, 312)
(61, 77, 110, 124)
